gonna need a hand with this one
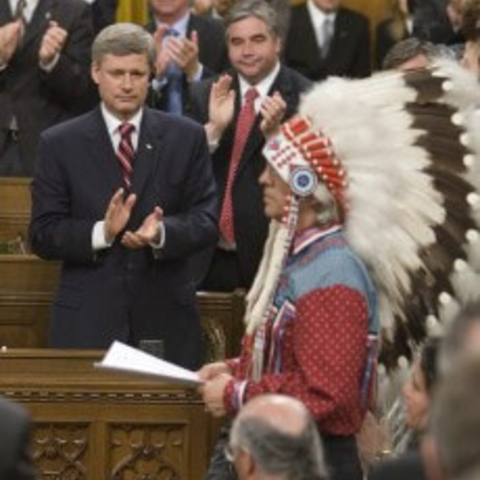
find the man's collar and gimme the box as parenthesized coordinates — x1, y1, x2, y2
(292, 224, 342, 256)
(238, 62, 281, 100)
(101, 104, 144, 136)
(307, 0, 337, 26)
(155, 10, 190, 36)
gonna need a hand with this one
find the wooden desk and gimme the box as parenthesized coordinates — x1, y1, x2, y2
(0, 349, 218, 480)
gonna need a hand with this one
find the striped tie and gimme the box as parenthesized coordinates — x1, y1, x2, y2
(117, 123, 135, 190)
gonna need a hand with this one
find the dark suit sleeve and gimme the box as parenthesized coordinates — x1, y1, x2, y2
(352, 15, 371, 78)
(30, 131, 97, 264)
(160, 125, 218, 260)
(41, 2, 95, 110)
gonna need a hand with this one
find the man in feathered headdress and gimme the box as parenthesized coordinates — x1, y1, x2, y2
(199, 56, 480, 480)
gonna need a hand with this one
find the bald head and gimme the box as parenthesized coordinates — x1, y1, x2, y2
(236, 395, 309, 436)
(229, 395, 328, 480)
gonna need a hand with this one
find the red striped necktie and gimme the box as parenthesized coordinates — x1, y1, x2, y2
(117, 123, 135, 190)
(219, 87, 259, 246)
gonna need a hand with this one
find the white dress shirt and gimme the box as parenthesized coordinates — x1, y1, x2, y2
(9, 0, 39, 23)
(306, 0, 337, 51)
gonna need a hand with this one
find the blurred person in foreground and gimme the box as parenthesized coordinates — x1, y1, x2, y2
(227, 394, 329, 480)
(0, 396, 36, 480)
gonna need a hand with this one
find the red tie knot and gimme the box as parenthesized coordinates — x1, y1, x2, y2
(245, 87, 259, 104)
(119, 122, 135, 139)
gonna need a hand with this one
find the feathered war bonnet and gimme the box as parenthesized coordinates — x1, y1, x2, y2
(247, 58, 480, 371)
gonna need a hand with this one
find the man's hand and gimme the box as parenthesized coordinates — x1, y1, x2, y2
(153, 25, 170, 78)
(197, 361, 231, 382)
(205, 75, 235, 143)
(104, 188, 137, 244)
(199, 373, 233, 417)
(39, 21, 68, 66)
(0, 21, 22, 65)
(165, 31, 200, 81)
(260, 91, 286, 139)
(121, 206, 164, 250)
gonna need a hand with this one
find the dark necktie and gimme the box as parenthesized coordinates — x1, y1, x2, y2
(14, 0, 27, 41)
(219, 87, 259, 246)
(117, 123, 135, 190)
(322, 16, 334, 59)
(165, 28, 183, 115)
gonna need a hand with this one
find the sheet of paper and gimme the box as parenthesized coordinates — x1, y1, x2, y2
(95, 341, 202, 386)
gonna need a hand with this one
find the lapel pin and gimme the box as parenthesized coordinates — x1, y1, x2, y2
(146, 143, 153, 150)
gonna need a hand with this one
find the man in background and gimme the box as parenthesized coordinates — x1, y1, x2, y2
(189, 0, 311, 291)
(0, 0, 95, 176)
(146, 0, 228, 115)
(284, 0, 371, 81)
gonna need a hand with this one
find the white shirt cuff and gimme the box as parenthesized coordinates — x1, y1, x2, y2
(39, 53, 60, 73)
(149, 221, 165, 250)
(92, 221, 113, 251)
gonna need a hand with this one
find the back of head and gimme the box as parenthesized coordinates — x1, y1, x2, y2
(429, 354, 480, 480)
(230, 395, 328, 480)
(92, 23, 157, 71)
(439, 302, 480, 375)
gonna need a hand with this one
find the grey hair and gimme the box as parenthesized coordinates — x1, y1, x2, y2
(311, 183, 339, 226)
(430, 354, 480, 480)
(230, 416, 329, 480)
(224, 0, 284, 40)
(92, 23, 157, 71)
(382, 37, 447, 70)
(438, 301, 480, 375)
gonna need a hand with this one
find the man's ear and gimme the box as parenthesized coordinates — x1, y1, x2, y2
(91, 62, 100, 85)
(421, 435, 450, 480)
(236, 448, 256, 480)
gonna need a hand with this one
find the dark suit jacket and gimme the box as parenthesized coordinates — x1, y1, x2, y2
(146, 13, 229, 114)
(91, 0, 118, 34)
(375, 19, 410, 70)
(189, 66, 311, 288)
(0, 397, 36, 480)
(0, 0, 95, 175)
(29, 107, 218, 369)
(284, 5, 371, 82)
(368, 451, 429, 480)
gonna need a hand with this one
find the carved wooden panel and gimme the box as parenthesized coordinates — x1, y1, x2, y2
(33, 423, 89, 480)
(109, 423, 185, 480)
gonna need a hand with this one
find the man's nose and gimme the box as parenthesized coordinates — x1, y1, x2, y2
(121, 74, 133, 89)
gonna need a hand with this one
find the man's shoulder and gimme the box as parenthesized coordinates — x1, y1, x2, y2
(189, 13, 225, 34)
(144, 107, 205, 135)
(42, 110, 97, 141)
(278, 64, 312, 91)
(338, 6, 370, 27)
(0, 397, 30, 426)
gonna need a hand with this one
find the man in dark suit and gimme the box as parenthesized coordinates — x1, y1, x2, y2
(29, 23, 218, 369)
(0, 0, 95, 177)
(145, 0, 228, 115)
(90, 0, 119, 34)
(283, 0, 370, 82)
(189, 0, 311, 292)
(0, 397, 36, 480)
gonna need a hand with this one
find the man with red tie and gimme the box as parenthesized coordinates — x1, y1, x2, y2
(29, 23, 218, 369)
(189, 0, 311, 291)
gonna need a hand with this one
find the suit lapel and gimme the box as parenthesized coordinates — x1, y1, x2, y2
(329, 9, 352, 62)
(131, 109, 164, 197)
(22, 0, 53, 51)
(85, 108, 123, 191)
(0, 1, 13, 23)
(298, 5, 323, 72)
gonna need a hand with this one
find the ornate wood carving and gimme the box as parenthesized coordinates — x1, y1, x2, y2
(33, 423, 89, 480)
(110, 424, 185, 480)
